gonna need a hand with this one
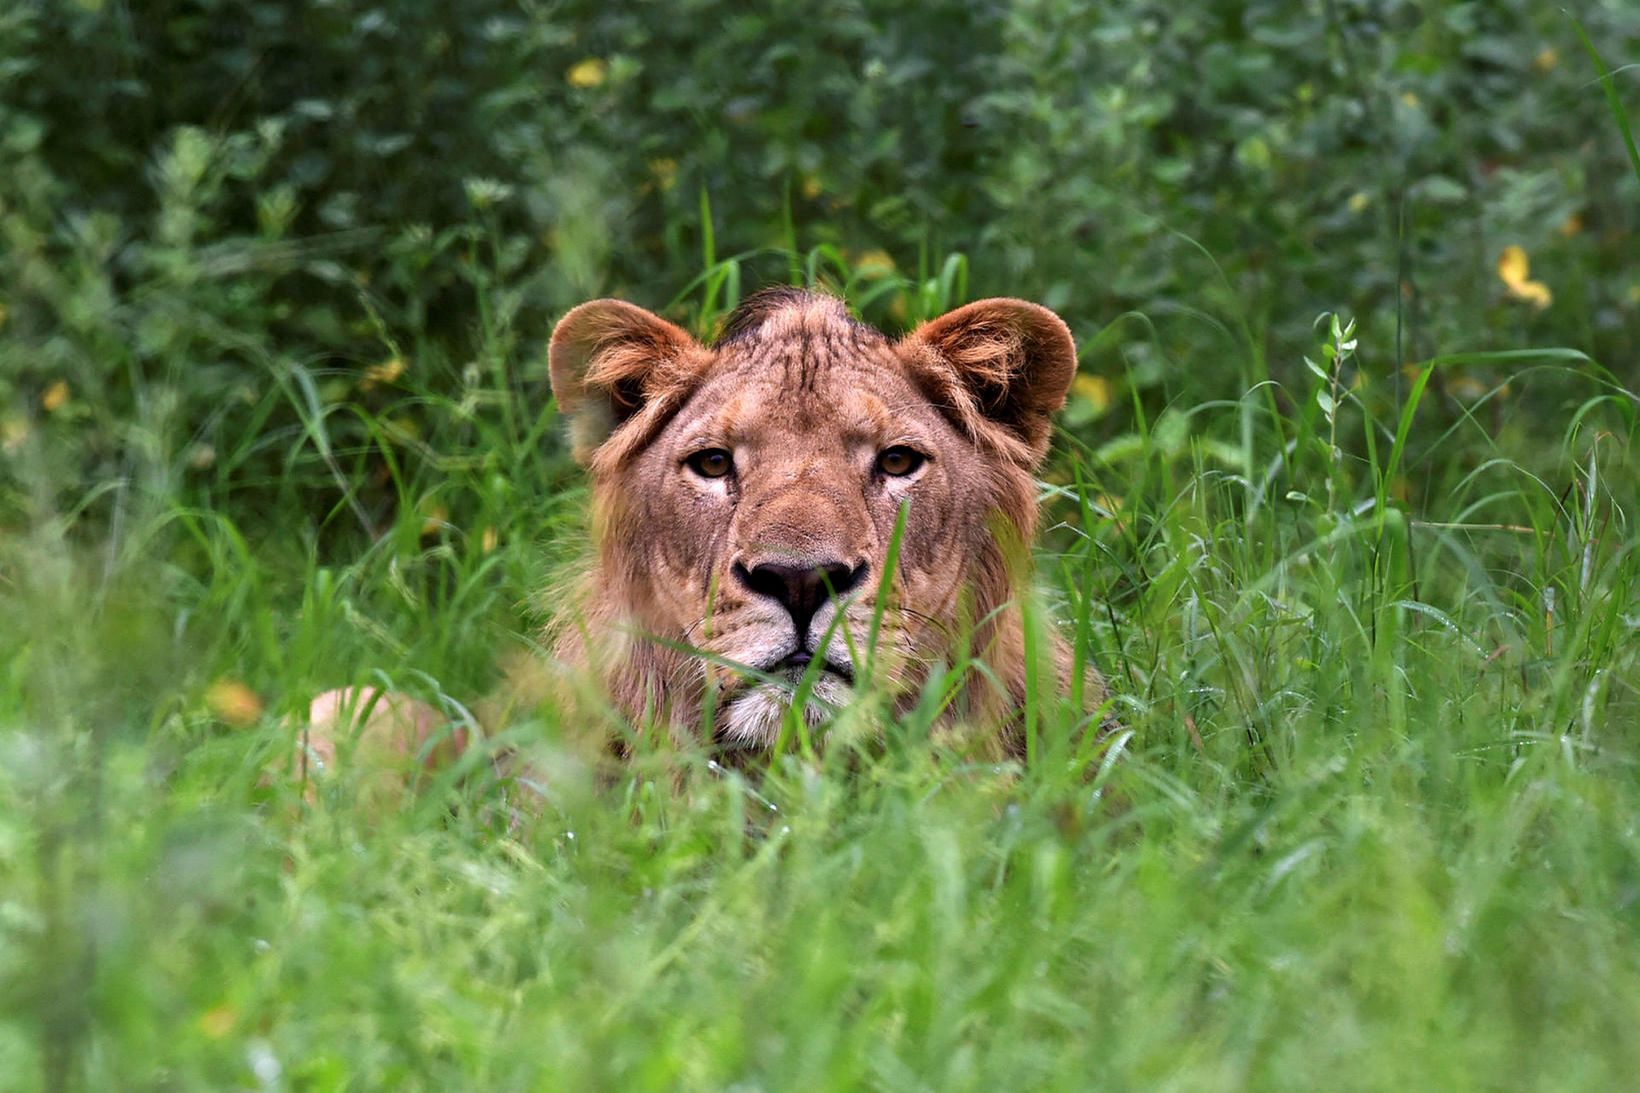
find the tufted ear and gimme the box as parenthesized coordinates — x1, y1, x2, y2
(904, 298, 1077, 463)
(549, 299, 703, 463)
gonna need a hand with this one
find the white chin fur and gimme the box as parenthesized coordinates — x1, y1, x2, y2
(716, 673, 852, 749)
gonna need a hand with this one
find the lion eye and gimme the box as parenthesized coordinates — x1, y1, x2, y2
(685, 448, 734, 479)
(876, 446, 926, 477)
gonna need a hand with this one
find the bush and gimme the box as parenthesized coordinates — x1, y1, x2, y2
(1, 0, 1636, 534)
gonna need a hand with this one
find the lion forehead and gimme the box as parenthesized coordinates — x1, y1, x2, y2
(677, 366, 927, 449)
(716, 323, 900, 392)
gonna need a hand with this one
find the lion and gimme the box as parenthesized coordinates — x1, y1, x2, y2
(295, 287, 1108, 798)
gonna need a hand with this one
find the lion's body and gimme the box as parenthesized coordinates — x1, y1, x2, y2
(297, 288, 1106, 794)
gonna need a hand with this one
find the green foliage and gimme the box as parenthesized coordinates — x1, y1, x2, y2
(3, 2, 1640, 1088)
(4, 0, 1637, 529)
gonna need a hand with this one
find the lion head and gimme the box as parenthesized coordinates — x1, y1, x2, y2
(547, 287, 1104, 756)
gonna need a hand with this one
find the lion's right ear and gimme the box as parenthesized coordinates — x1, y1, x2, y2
(902, 298, 1077, 465)
(549, 299, 703, 463)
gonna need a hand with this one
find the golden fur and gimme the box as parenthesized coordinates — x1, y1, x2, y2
(296, 288, 1105, 791)
(548, 287, 1102, 755)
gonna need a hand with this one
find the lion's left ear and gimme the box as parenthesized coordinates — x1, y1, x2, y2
(549, 299, 703, 463)
(903, 298, 1077, 462)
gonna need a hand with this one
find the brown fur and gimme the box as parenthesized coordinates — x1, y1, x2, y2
(545, 288, 1102, 757)
(295, 289, 1105, 798)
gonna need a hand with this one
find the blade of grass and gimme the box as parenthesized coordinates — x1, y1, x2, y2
(1569, 11, 1640, 186)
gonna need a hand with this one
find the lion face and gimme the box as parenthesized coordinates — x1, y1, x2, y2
(549, 288, 1093, 753)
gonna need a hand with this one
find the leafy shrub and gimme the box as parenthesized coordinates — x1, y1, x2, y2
(1, 0, 1636, 534)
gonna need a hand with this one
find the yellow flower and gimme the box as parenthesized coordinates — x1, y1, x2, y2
(853, 249, 895, 275)
(360, 356, 406, 390)
(1497, 245, 1529, 285)
(566, 58, 607, 88)
(648, 158, 678, 192)
(1347, 191, 1371, 213)
(1073, 373, 1112, 414)
(1534, 48, 1559, 72)
(199, 1005, 237, 1039)
(360, 356, 405, 388)
(1448, 375, 1488, 402)
(1511, 281, 1551, 309)
(1558, 213, 1583, 237)
(420, 502, 449, 537)
(206, 679, 263, 727)
(800, 175, 822, 200)
(481, 527, 499, 553)
(1497, 245, 1552, 309)
(42, 380, 70, 412)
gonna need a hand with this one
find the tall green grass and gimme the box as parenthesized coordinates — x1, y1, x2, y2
(2, 243, 1638, 1091)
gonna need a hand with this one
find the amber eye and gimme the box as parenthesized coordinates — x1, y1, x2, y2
(685, 448, 734, 479)
(876, 446, 926, 477)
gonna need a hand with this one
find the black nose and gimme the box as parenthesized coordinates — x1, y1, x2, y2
(734, 559, 867, 636)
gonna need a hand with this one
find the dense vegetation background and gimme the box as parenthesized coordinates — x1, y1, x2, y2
(3, 1, 1639, 1088)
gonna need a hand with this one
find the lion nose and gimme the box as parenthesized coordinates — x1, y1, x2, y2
(734, 559, 867, 637)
